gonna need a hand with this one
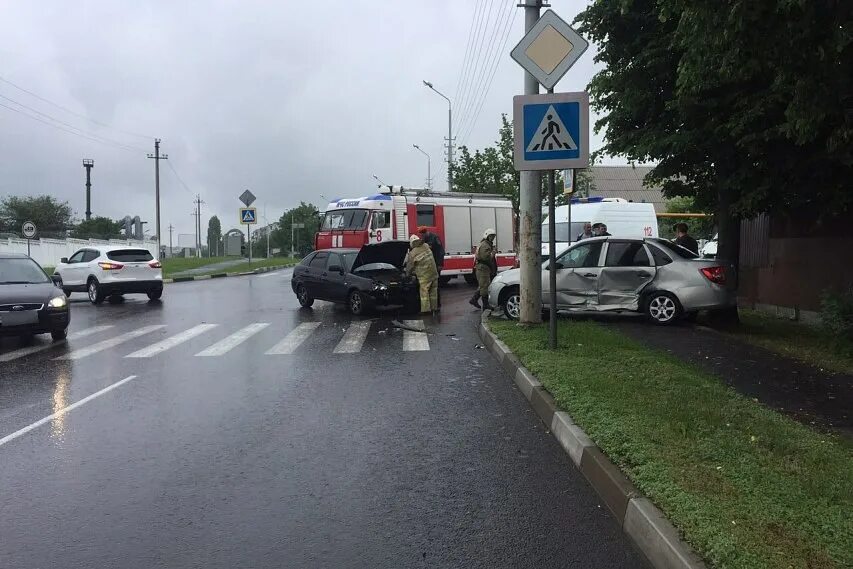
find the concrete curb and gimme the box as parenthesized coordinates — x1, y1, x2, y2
(164, 263, 296, 284)
(477, 313, 707, 569)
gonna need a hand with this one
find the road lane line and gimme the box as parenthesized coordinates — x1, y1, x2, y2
(402, 320, 430, 351)
(195, 323, 270, 357)
(56, 325, 165, 361)
(265, 322, 321, 355)
(0, 325, 114, 362)
(126, 324, 218, 358)
(333, 321, 372, 354)
(0, 375, 138, 449)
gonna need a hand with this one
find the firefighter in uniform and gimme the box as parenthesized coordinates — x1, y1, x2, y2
(469, 228, 497, 310)
(404, 234, 439, 314)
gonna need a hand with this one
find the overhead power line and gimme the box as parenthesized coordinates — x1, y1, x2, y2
(456, 0, 498, 131)
(166, 160, 196, 197)
(454, 0, 486, 107)
(0, 75, 154, 140)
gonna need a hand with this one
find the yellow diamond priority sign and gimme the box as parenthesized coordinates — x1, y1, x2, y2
(510, 10, 589, 90)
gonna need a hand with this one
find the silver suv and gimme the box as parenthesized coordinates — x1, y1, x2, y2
(488, 237, 736, 325)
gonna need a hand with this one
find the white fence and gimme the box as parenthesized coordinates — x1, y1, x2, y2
(0, 237, 158, 268)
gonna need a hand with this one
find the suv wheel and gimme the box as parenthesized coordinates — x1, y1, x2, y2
(296, 284, 314, 307)
(87, 278, 105, 305)
(147, 288, 163, 300)
(646, 292, 681, 325)
(502, 287, 521, 320)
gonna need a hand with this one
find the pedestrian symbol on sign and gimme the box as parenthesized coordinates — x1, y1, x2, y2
(240, 208, 257, 224)
(527, 106, 577, 152)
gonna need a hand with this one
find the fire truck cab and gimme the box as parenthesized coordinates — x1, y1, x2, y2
(315, 187, 516, 282)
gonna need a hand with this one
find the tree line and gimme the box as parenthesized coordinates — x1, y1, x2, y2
(0, 195, 130, 240)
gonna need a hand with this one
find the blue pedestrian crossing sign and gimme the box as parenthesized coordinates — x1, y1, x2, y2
(239, 207, 257, 225)
(513, 92, 589, 171)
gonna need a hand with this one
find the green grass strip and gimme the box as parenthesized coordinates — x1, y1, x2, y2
(490, 319, 852, 569)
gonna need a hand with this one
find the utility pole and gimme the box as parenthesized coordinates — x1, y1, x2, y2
(193, 194, 204, 258)
(413, 144, 432, 190)
(147, 139, 168, 256)
(423, 81, 453, 191)
(518, 0, 544, 324)
(168, 224, 174, 258)
(82, 159, 94, 221)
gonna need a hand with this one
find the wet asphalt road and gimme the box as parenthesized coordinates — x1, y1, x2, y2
(0, 270, 646, 569)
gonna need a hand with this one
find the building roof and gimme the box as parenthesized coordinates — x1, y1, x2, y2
(588, 166, 666, 210)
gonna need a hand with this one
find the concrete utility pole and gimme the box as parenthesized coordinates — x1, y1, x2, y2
(413, 144, 432, 190)
(168, 224, 174, 258)
(423, 81, 453, 191)
(193, 194, 204, 258)
(82, 159, 94, 221)
(147, 139, 168, 255)
(518, 1, 544, 324)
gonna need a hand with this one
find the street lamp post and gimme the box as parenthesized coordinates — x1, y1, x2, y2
(412, 144, 431, 190)
(422, 80, 452, 191)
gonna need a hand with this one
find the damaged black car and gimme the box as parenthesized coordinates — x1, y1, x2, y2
(291, 243, 419, 315)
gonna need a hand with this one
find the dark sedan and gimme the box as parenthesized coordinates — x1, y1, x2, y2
(291, 243, 419, 315)
(0, 253, 70, 341)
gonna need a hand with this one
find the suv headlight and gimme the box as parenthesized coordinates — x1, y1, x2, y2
(48, 296, 68, 309)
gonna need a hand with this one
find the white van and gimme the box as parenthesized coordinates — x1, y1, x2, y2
(542, 198, 659, 243)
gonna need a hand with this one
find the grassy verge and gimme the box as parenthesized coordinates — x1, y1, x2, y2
(490, 319, 852, 569)
(724, 309, 853, 375)
(184, 256, 298, 277)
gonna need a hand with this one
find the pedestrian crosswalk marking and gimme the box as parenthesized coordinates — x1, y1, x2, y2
(402, 320, 429, 351)
(56, 325, 166, 361)
(333, 320, 372, 354)
(0, 325, 114, 362)
(265, 322, 321, 355)
(195, 323, 270, 357)
(126, 324, 218, 358)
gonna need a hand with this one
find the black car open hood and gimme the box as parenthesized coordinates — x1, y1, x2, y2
(350, 242, 410, 271)
(0, 283, 58, 304)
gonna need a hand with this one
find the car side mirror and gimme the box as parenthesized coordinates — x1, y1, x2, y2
(51, 275, 62, 285)
(552, 262, 564, 270)
(328, 265, 343, 274)
(60, 257, 68, 264)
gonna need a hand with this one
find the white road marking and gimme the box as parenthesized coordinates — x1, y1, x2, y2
(402, 320, 430, 351)
(0, 375, 138, 449)
(258, 272, 279, 278)
(265, 322, 321, 355)
(56, 325, 165, 361)
(195, 323, 270, 357)
(333, 321, 372, 354)
(0, 325, 114, 362)
(125, 324, 218, 358)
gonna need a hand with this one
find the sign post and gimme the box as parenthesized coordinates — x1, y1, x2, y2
(240, 207, 257, 263)
(22, 221, 37, 257)
(291, 222, 305, 259)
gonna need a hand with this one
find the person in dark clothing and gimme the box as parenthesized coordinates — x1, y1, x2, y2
(594, 223, 611, 237)
(673, 222, 699, 255)
(576, 222, 594, 241)
(418, 227, 445, 307)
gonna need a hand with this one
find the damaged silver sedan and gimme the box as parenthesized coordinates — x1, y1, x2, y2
(488, 237, 737, 325)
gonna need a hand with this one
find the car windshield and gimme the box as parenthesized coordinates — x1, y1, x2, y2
(0, 258, 50, 284)
(649, 238, 700, 259)
(321, 209, 370, 230)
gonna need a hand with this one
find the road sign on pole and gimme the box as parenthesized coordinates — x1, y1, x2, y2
(513, 92, 590, 171)
(239, 190, 256, 208)
(22, 221, 37, 239)
(239, 208, 257, 224)
(510, 10, 589, 91)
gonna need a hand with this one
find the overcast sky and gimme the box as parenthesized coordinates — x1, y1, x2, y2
(0, 0, 607, 243)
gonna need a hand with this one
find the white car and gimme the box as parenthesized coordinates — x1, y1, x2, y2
(55, 246, 163, 304)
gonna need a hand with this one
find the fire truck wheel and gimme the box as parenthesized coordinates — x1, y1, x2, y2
(463, 274, 478, 286)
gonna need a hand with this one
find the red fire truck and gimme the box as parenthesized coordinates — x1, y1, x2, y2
(314, 187, 516, 283)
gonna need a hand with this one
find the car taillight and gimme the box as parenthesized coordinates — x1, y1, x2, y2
(700, 266, 726, 285)
(98, 261, 124, 270)
(148, 260, 162, 269)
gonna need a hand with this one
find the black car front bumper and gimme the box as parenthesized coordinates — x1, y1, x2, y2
(0, 309, 70, 337)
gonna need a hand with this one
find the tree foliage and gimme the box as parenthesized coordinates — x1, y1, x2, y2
(271, 202, 320, 257)
(659, 197, 715, 239)
(575, 0, 852, 261)
(71, 216, 124, 240)
(207, 215, 222, 255)
(0, 195, 72, 238)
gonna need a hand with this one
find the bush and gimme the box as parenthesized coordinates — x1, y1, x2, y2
(820, 287, 853, 343)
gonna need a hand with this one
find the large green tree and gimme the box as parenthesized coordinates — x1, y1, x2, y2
(206, 215, 222, 256)
(0, 195, 72, 238)
(271, 202, 320, 257)
(71, 216, 123, 239)
(575, 0, 852, 263)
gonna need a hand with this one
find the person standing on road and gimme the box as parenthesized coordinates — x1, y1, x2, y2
(673, 223, 699, 255)
(576, 222, 594, 241)
(418, 226, 445, 307)
(405, 234, 439, 314)
(469, 228, 497, 310)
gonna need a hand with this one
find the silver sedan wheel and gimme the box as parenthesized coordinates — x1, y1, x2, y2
(648, 295, 677, 323)
(504, 292, 521, 320)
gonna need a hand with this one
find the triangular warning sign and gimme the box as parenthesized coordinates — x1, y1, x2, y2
(526, 105, 577, 152)
(242, 209, 255, 222)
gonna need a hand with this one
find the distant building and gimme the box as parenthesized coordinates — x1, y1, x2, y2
(252, 222, 279, 241)
(588, 165, 666, 211)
